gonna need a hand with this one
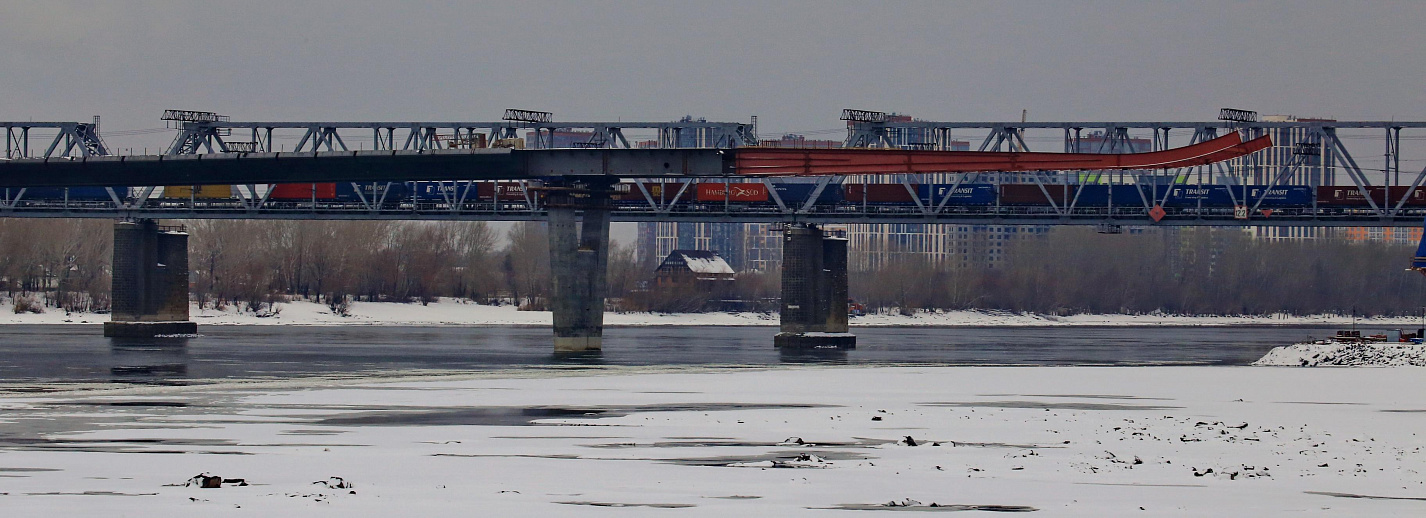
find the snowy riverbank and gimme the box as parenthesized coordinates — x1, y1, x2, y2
(1255, 341, 1426, 367)
(4, 297, 1424, 328)
(3, 365, 1425, 515)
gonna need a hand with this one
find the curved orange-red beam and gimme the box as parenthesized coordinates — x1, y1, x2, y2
(734, 132, 1272, 176)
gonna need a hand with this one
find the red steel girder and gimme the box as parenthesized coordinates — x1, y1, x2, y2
(734, 132, 1272, 176)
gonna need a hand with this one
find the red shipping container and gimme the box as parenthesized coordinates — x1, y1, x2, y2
(695, 182, 768, 202)
(268, 183, 337, 200)
(471, 182, 533, 201)
(845, 183, 918, 203)
(1320, 186, 1426, 207)
(1390, 186, 1426, 207)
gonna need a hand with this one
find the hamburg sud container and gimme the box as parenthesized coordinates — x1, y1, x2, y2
(695, 182, 768, 202)
(1316, 186, 1426, 207)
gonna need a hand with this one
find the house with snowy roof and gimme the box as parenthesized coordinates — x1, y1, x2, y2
(654, 250, 736, 287)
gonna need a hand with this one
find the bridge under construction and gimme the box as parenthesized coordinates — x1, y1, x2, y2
(2, 109, 1424, 350)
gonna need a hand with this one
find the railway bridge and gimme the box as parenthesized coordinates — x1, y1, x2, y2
(3, 110, 1424, 351)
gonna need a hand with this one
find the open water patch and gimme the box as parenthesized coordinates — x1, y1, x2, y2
(48, 400, 189, 408)
(556, 501, 694, 508)
(813, 503, 1037, 512)
(314, 403, 828, 427)
(919, 400, 1181, 411)
(981, 393, 1174, 401)
(25, 491, 158, 497)
(1306, 491, 1426, 502)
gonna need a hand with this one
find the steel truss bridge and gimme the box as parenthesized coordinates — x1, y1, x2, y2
(2, 114, 1424, 227)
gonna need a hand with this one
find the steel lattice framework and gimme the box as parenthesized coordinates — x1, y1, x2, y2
(3, 121, 109, 159)
(2, 117, 1424, 227)
(164, 118, 758, 155)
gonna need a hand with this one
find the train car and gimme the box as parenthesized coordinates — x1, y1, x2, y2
(1317, 186, 1426, 207)
(845, 183, 919, 204)
(999, 184, 1079, 205)
(413, 181, 478, 202)
(695, 182, 769, 203)
(267, 183, 338, 201)
(336, 181, 411, 204)
(476, 181, 534, 202)
(922, 183, 996, 205)
(611, 182, 696, 205)
(773, 182, 844, 206)
(999, 183, 1147, 209)
(11, 186, 127, 201)
(162, 185, 233, 199)
(4, 186, 126, 201)
(1238, 185, 1314, 207)
(1155, 185, 1236, 207)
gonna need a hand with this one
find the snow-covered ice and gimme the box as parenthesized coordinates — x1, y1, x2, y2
(2, 366, 1424, 515)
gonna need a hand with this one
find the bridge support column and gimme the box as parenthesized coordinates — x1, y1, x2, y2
(546, 181, 613, 352)
(775, 224, 855, 349)
(103, 220, 196, 338)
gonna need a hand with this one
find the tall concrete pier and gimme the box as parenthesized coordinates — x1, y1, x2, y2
(546, 180, 613, 352)
(104, 220, 197, 338)
(775, 224, 855, 348)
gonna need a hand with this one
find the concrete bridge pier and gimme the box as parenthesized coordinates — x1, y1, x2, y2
(103, 220, 196, 338)
(775, 224, 855, 349)
(546, 179, 613, 352)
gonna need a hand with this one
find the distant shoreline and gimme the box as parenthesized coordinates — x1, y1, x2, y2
(4, 298, 1423, 328)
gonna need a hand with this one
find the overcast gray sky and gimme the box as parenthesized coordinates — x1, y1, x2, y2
(3, 1, 1422, 244)
(3, 0, 1423, 146)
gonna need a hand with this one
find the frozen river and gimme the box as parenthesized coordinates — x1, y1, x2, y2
(0, 324, 1334, 384)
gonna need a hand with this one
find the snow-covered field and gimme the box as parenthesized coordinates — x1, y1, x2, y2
(2, 366, 1424, 516)
(4, 298, 1422, 328)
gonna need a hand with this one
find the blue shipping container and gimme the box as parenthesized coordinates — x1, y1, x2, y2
(773, 183, 843, 205)
(336, 182, 411, 203)
(1239, 185, 1313, 207)
(1156, 185, 1235, 207)
(921, 183, 996, 205)
(4, 186, 125, 201)
(413, 181, 478, 202)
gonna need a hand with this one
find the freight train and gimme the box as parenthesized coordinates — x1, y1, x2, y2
(3, 181, 1422, 216)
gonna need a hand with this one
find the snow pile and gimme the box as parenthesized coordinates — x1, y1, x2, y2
(1254, 341, 1426, 366)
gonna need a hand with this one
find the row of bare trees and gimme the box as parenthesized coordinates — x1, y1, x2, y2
(0, 219, 112, 313)
(0, 219, 633, 314)
(851, 227, 1426, 317)
(2, 219, 1422, 317)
